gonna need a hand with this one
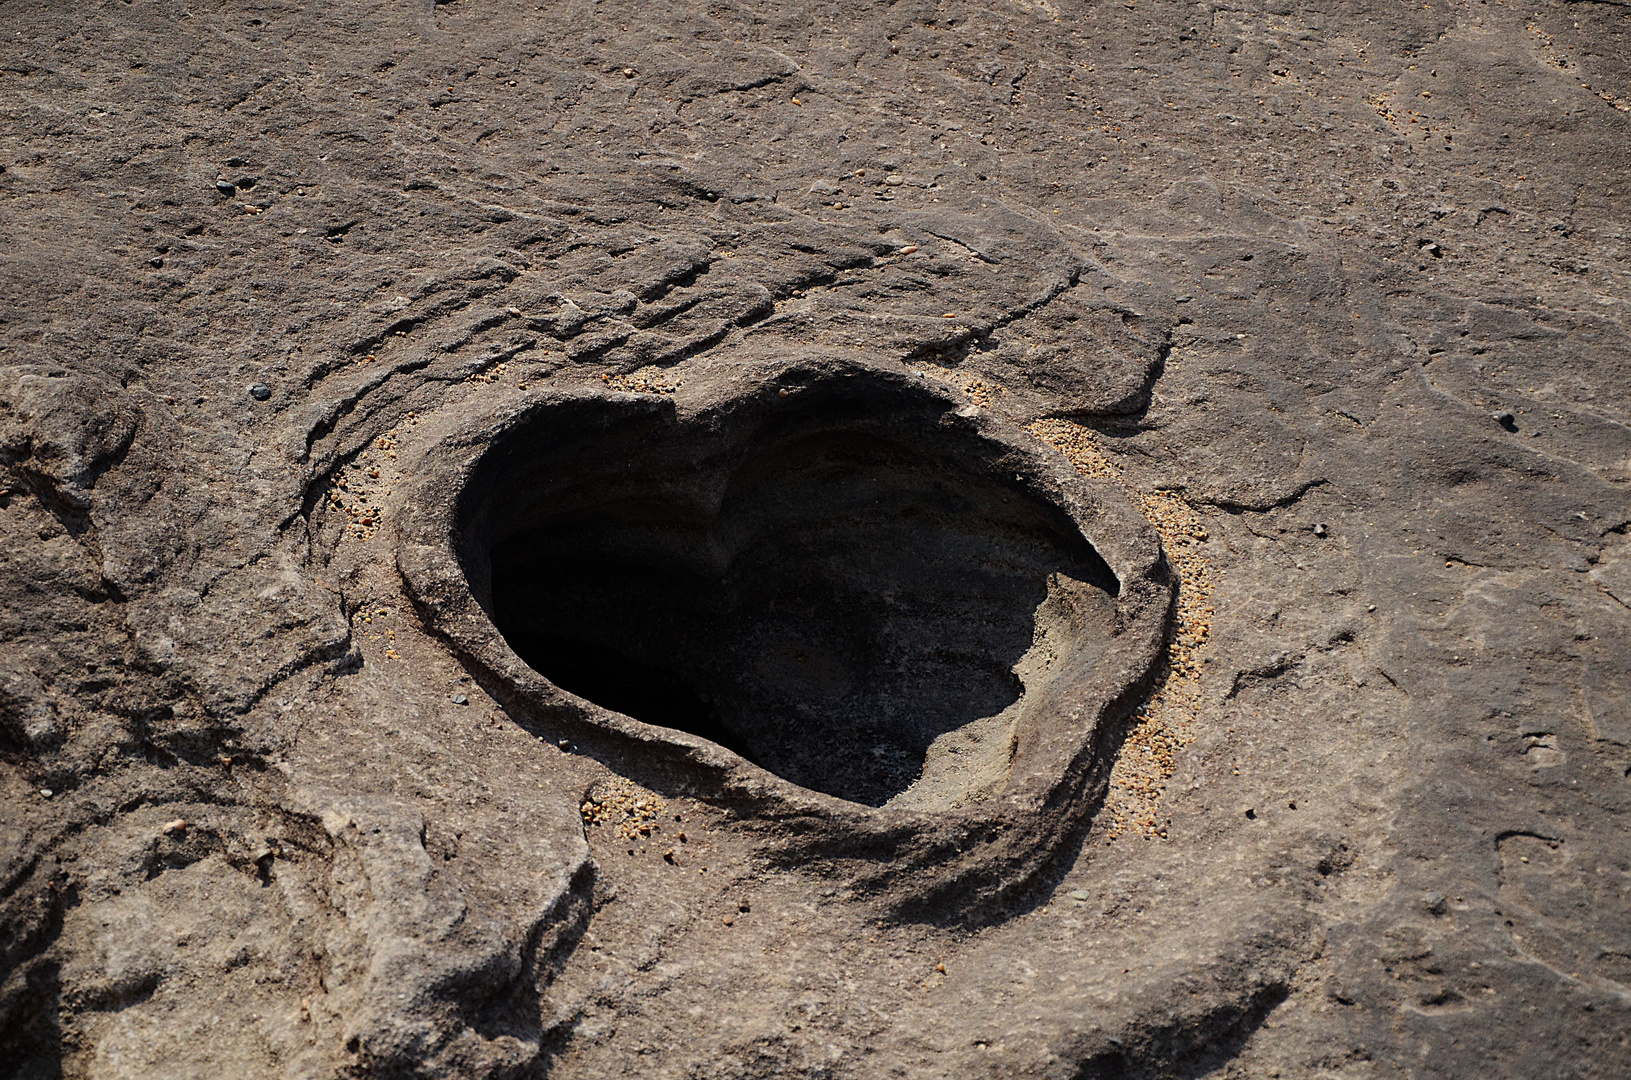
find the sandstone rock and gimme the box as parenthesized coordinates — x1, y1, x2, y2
(2, 0, 1629, 1077)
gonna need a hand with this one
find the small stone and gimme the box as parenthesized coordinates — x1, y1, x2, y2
(1243, 807, 1256, 819)
(721, 913, 734, 926)
(623, 67, 636, 78)
(163, 819, 187, 834)
(557, 738, 571, 750)
(1493, 411, 1516, 428)
(738, 899, 751, 913)
(149, 257, 164, 269)
(897, 244, 919, 255)
(1312, 523, 1327, 537)
(38, 789, 53, 799)
(249, 383, 271, 401)
(1424, 891, 1448, 916)
(216, 180, 237, 196)
(1068, 889, 1090, 901)
(885, 174, 904, 186)
(451, 694, 469, 706)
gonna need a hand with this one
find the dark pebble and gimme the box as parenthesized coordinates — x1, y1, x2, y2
(248, 383, 271, 401)
(149, 257, 164, 269)
(1313, 523, 1328, 537)
(1493, 411, 1516, 429)
(216, 180, 237, 196)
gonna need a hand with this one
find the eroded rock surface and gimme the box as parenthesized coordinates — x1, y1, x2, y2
(1, 0, 1629, 1076)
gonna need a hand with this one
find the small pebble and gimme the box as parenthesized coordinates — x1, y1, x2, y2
(163, 819, 187, 834)
(897, 245, 919, 255)
(39, 789, 53, 799)
(249, 383, 271, 401)
(1424, 891, 1449, 916)
(1493, 410, 1516, 428)
(622, 67, 636, 78)
(451, 694, 469, 706)
(885, 174, 904, 186)
(557, 738, 571, 750)
(216, 180, 237, 196)
(1068, 889, 1090, 901)
(1243, 807, 1256, 819)
(721, 913, 734, 926)
(1312, 523, 1327, 537)
(738, 899, 751, 913)
(149, 257, 164, 269)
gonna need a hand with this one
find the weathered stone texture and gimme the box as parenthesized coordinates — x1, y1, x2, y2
(2, 0, 1629, 1076)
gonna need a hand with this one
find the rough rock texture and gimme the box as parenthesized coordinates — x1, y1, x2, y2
(1, 0, 1629, 1077)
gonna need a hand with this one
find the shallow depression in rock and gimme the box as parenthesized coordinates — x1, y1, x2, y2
(473, 381, 1122, 807)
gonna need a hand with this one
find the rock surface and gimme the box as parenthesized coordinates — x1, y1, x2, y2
(1, 0, 1629, 1077)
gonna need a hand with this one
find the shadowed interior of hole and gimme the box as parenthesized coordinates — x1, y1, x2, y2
(498, 632, 753, 759)
(485, 408, 1118, 807)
